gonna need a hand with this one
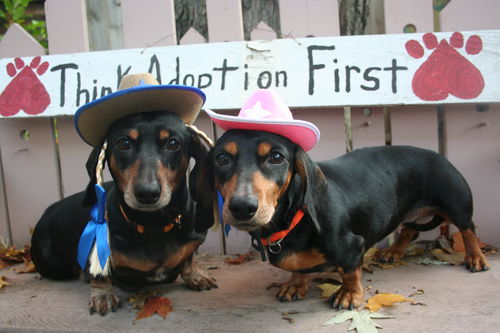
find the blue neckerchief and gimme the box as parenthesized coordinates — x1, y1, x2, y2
(217, 191, 231, 236)
(77, 184, 111, 270)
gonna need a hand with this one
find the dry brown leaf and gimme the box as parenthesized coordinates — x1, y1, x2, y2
(366, 293, 412, 312)
(128, 289, 161, 309)
(0, 259, 12, 270)
(224, 253, 253, 265)
(431, 248, 464, 266)
(317, 283, 341, 298)
(14, 260, 36, 274)
(0, 275, 9, 289)
(135, 296, 173, 321)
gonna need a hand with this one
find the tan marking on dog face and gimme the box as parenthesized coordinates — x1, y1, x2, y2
(159, 130, 170, 140)
(275, 249, 326, 271)
(257, 142, 272, 157)
(108, 155, 140, 195)
(223, 142, 238, 156)
(163, 240, 202, 268)
(128, 129, 139, 140)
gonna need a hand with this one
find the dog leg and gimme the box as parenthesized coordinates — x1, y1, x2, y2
(180, 257, 217, 291)
(274, 272, 310, 302)
(461, 228, 490, 272)
(330, 266, 363, 310)
(375, 226, 419, 263)
(89, 277, 121, 315)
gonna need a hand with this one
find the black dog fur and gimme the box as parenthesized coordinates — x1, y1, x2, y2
(31, 111, 216, 315)
(197, 129, 490, 309)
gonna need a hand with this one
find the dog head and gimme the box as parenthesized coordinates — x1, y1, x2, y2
(83, 111, 209, 213)
(196, 129, 323, 233)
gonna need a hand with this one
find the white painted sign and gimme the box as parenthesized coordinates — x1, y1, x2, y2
(0, 30, 499, 118)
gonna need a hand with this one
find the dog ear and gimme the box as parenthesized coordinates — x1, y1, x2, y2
(82, 141, 105, 206)
(294, 146, 324, 233)
(187, 128, 215, 233)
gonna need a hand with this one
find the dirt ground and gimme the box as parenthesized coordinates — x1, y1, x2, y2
(0, 252, 499, 333)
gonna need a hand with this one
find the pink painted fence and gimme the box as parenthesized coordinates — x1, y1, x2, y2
(0, 0, 499, 253)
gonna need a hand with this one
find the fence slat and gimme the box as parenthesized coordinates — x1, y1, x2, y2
(250, 21, 277, 41)
(440, 0, 500, 31)
(121, 0, 177, 49)
(0, 118, 60, 246)
(384, 0, 433, 34)
(180, 27, 207, 45)
(0, 24, 45, 58)
(45, 0, 89, 54)
(206, 0, 244, 42)
(279, 0, 340, 38)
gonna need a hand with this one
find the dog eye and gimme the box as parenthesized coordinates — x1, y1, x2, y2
(269, 151, 284, 164)
(215, 153, 230, 166)
(165, 138, 180, 151)
(116, 138, 131, 151)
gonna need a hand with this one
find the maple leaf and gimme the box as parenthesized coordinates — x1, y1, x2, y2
(317, 283, 341, 298)
(0, 275, 9, 289)
(135, 296, 173, 321)
(322, 310, 393, 333)
(14, 259, 36, 274)
(366, 293, 412, 312)
(128, 289, 161, 310)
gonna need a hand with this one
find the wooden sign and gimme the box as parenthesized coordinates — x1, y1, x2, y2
(1, 30, 499, 118)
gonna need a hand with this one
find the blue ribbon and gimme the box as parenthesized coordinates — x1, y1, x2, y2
(77, 184, 111, 270)
(217, 191, 231, 236)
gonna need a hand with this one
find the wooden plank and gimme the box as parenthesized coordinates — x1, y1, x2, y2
(440, 0, 500, 31)
(0, 118, 60, 247)
(384, 0, 433, 34)
(180, 27, 207, 45)
(45, 0, 89, 54)
(206, 0, 244, 42)
(1, 30, 499, 119)
(250, 21, 277, 41)
(0, 24, 45, 58)
(446, 104, 500, 246)
(390, 105, 438, 151)
(121, 0, 177, 49)
(279, 0, 340, 38)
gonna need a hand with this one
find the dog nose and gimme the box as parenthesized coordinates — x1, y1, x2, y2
(229, 196, 258, 221)
(135, 182, 161, 204)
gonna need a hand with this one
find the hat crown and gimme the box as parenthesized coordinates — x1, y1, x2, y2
(118, 73, 159, 90)
(238, 89, 293, 121)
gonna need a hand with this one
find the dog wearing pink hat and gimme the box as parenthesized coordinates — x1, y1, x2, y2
(198, 89, 489, 310)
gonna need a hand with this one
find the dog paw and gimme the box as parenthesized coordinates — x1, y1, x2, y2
(464, 253, 490, 273)
(272, 281, 309, 302)
(89, 292, 121, 316)
(182, 267, 218, 291)
(329, 286, 364, 310)
(374, 248, 405, 264)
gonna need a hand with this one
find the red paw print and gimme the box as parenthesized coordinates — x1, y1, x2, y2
(406, 32, 484, 101)
(0, 56, 51, 116)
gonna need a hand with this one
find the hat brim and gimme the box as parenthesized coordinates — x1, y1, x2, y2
(205, 109, 320, 151)
(75, 85, 205, 146)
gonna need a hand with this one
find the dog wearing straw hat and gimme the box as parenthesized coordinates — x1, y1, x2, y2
(31, 73, 217, 315)
(197, 89, 489, 310)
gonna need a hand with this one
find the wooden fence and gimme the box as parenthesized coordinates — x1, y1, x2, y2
(0, 0, 499, 254)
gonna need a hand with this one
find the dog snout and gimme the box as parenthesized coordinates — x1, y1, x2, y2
(229, 195, 258, 221)
(134, 181, 161, 205)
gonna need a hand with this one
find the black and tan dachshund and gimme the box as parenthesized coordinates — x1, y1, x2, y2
(196, 129, 490, 309)
(31, 111, 216, 315)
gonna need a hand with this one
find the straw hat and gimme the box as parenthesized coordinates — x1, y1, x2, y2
(205, 89, 320, 151)
(74, 73, 206, 146)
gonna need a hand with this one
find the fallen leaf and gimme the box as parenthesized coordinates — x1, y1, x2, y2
(135, 296, 173, 321)
(410, 257, 449, 266)
(0, 259, 12, 270)
(317, 283, 341, 298)
(224, 253, 253, 264)
(14, 260, 36, 274)
(431, 248, 464, 266)
(408, 289, 424, 298)
(0, 275, 9, 289)
(128, 289, 161, 309)
(366, 293, 412, 312)
(322, 310, 393, 333)
(362, 247, 379, 273)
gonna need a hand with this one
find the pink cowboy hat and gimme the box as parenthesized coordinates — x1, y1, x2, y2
(205, 89, 320, 151)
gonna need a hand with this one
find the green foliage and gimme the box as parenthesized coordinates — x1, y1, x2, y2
(0, 0, 48, 48)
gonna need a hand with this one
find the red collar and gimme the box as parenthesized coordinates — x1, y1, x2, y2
(261, 209, 305, 246)
(119, 204, 180, 234)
